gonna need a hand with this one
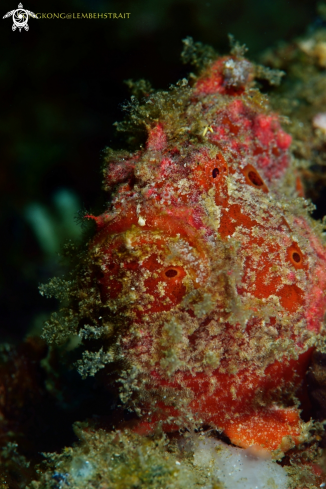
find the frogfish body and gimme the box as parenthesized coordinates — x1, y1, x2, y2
(46, 50, 326, 455)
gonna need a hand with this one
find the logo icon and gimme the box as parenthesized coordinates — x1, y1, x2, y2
(3, 3, 37, 31)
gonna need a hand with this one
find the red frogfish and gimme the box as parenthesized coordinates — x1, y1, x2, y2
(42, 45, 326, 455)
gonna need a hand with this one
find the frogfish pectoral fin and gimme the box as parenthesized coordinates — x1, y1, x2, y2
(220, 406, 303, 452)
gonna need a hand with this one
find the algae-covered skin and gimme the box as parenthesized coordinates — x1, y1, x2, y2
(40, 38, 326, 457)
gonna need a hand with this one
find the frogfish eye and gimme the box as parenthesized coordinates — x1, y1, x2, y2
(164, 268, 179, 278)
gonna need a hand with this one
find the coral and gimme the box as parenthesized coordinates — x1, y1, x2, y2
(41, 38, 326, 458)
(193, 436, 289, 489)
(25, 189, 83, 258)
(28, 423, 208, 489)
(0, 336, 113, 488)
(307, 348, 326, 428)
(259, 23, 326, 219)
(0, 339, 50, 488)
(0, 442, 32, 489)
(30, 422, 295, 489)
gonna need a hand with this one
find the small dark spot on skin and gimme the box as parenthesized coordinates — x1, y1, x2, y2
(292, 252, 301, 263)
(212, 168, 219, 178)
(248, 170, 263, 186)
(165, 269, 178, 278)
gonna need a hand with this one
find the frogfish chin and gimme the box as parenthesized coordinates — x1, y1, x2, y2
(42, 43, 326, 455)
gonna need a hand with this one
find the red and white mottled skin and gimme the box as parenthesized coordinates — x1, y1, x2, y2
(86, 54, 326, 453)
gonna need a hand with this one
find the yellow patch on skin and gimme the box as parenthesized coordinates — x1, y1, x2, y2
(202, 125, 214, 137)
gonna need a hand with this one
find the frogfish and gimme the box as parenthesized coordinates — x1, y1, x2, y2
(42, 41, 326, 455)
